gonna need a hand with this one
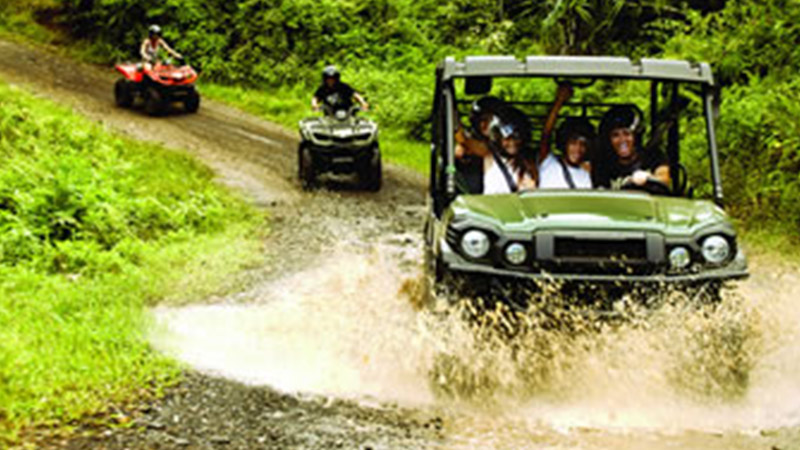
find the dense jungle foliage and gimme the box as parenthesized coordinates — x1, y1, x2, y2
(2, 0, 799, 230)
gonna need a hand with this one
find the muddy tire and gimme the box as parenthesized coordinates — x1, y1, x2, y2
(184, 88, 200, 113)
(114, 79, 133, 108)
(359, 145, 382, 192)
(299, 145, 318, 191)
(145, 87, 167, 116)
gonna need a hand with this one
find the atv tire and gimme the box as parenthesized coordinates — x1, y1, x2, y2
(114, 79, 133, 108)
(145, 87, 167, 116)
(360, 146, 382, 192)
(299, 145, 318, 191)
(184, 88, 200, 114)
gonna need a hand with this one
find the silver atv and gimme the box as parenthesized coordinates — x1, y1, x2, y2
(297, 105, 381, 191)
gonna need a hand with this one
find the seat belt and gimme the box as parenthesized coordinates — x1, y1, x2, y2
(557, 157, 577, 189)
(490, 150, 518, 193)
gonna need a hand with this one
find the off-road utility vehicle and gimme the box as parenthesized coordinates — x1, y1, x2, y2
(298, 105, 381, 191)
(114, 59, 199, 116)
(424, 56, 748, 311)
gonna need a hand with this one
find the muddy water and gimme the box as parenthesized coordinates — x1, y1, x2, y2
(151, 241, 800, 448)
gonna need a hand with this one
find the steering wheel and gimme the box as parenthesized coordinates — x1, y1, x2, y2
(620, 176, 672, 196)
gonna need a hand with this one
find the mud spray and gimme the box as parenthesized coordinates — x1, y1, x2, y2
(151, 243, 800, 448)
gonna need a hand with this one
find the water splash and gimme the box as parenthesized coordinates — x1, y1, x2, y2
(150, 247, 800, 444)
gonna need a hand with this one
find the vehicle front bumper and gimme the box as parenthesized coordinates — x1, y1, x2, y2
(439, 240, 749, 284)
(307, 144, 377, 174)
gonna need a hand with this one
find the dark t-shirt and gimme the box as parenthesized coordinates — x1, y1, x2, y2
(314, 82, 355, 111)
(593, 148, 668, 188)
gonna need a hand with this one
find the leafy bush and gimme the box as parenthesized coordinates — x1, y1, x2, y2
(0, 84, 249, 273)
(0, 82, 262, 442)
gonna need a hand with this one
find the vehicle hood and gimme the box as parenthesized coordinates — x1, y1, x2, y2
(449, 190, 731, 235)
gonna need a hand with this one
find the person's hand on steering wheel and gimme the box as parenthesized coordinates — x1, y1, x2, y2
(619, 171, 672, 195)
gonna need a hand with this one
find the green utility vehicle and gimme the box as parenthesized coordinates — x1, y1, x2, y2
(424, 56, 748, 310)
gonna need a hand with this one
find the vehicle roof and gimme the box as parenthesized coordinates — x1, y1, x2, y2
(440, 56, 714, 85)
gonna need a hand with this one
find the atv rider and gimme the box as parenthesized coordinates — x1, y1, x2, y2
(538, 84, 594, 189)
(140, 25, 182, 68)
(311, 66, 369, 115)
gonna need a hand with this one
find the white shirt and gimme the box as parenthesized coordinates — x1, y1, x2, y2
(538, 154, 592, 189)
(483, 156, 532, 194)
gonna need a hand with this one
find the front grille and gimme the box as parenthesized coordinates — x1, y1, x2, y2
(554, 237, 647, 261)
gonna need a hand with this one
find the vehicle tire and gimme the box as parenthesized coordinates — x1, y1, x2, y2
(114, 79, 133, 108)
(184, 88, 200, 113)
(144, 87, 167, 116)
(299, 146, 318, 191)
(360, 145, 382, 192)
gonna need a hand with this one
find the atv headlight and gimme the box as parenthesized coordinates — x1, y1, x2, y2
(701, 235, 730, 264)
(669, 246, 691, 270)
(461, 230, 490, 259)
(505, 242, 527, 265)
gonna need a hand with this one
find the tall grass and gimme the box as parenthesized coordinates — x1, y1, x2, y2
(0, 81, 265, 443)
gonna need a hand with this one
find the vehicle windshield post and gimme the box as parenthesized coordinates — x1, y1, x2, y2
(443, 82, 456, 199)
(667, 82, 680, 195)
(650, 80, 659, 144)
(431, 70, 443, 215)
(703, 84, 724, 205)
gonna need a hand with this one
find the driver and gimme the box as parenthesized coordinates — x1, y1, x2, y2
(538, 84, 594, 189)
(140, 25, 182, 68)
(593, 105, 670, 189)
(311, 66, 369, 115)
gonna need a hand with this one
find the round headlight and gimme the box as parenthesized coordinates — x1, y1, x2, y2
(669, 246, 691, 270)
(505, 242, 527, 265)
(701, 235, 731, 264)
(461, 230, 490, 259)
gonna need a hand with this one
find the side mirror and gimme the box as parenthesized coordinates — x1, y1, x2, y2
(465, 76, 492, 95)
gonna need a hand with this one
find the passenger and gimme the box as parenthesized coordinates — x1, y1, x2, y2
(454, 96, 505, 160)
(482, 105, 537, 194)
(538, 84, 594, 189)
(140, 25, 182, 69)
(311, 65, 369, 115)
(593, 105, 671, 189)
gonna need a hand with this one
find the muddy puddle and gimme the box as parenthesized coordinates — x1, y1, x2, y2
(150, 240, 800, 448)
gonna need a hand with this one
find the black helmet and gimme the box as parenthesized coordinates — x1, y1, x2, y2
(600, 105, 642, 139)
(148, 24, 161, 37)
(322, 65, 340, 82)
(488, 106, 530, 150)
(556, 117, 596, 152)
(469, 96, 505, 135)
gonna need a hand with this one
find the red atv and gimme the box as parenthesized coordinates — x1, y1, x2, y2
(114, 59, 200, 116)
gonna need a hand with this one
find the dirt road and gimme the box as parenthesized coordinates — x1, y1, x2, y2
(2, 38, 800, 450)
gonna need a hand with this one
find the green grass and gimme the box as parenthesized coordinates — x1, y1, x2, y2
(200, 83, 430, 174)
(0, 80, 266, 444)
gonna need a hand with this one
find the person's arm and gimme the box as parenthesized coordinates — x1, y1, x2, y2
(539, 83, 573, 162)
(353, 92, 369, 111)
(653, 164, 671, 185)
(159, 38, 182, 59)
(311, 96, 321, 111)
(140, 39, 150, 60)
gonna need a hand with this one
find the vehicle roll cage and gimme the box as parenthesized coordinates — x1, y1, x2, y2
(430, 57, 724, 216)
